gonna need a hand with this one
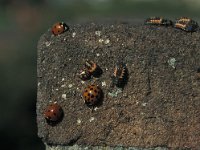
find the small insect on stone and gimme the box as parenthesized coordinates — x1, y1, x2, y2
(85, 61, 102, 77)
(175, 17, 199, 32)
(82, 84, 102, 106)
(44, 102, 63, 124)
(51, 22, 69, 36)
(78, 68, 91, 81)
(145, 17, 173, 26)
(176, 17, 191, 23)
(111, 62, 127, 88)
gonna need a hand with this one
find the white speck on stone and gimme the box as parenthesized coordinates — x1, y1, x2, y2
(63, 38, 66, 41)
(96, 53, 100, 57)
(81, 81, 85, 84)
(168, 58, 176, 69)
(61, 84, 66, 88)
(54, 76, 56, 79)
(95, 31, 101, 36)
(72, 32, 76, 38)
(45, 41, 51, 47)
(141, 112, 144, 115)
(99, 39, 104, 43)
(69, 58, 71, 61)
(89, 117, 95, 122)
(142, 103, 147, 106)
(62, 94, 67, 100)
(38, 82, 41, 86)
(104, 39, 110, 44)
(94, 107, 98, 111)
(102, 81, 106, 86)
(55, 88, 59, 91)
(62, 78, 65, 81)
(77, 119, 81, 125)
(106, 68, 108, 71)
(68, 84, 73, 88)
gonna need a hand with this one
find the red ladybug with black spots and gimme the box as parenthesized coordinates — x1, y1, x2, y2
(44, 102, 63, 124)
(82, 84, 102, 106)
(51, 22, 69, 36)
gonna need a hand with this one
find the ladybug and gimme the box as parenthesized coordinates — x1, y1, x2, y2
(78, 68, 91, 81)
(82, 84, 102, 106)
(111, 62, 127, 88)
(51, 22, 69, 35)
(145, 17, 173, 26)
(175, 17, 199, 32)
(44, 102, 63, 123)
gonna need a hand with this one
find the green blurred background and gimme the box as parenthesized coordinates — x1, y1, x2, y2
(0, 0, 200, 150)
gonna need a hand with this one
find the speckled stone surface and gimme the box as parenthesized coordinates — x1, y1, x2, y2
(45, 144, 168, 150)
(37, 22, 200, 149)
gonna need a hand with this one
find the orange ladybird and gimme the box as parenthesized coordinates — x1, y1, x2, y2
(51, 22, 69, 35)
(82, 84, 102, 106)
(44, 102, 63, 123)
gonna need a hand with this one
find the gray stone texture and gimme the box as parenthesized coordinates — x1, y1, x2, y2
(37, 22, 200, 149)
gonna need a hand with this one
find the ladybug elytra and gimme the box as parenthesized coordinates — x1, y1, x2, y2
(51, 22, 69, 35)
(82, 84, 102, 106)
(44, 102, 63, 123)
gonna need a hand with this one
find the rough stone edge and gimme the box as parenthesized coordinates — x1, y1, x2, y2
(45, 144, 168, 150)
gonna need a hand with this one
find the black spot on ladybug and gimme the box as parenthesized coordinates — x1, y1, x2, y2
(88, 93, 90, 96)
(94, 90, 97, 93)
(53, 113, 57, 116)
(90, 88, 93, 90)
(91, 95, 94, 98)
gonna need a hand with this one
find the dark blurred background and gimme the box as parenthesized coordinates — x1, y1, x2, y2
(0, 0, 200, 150)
